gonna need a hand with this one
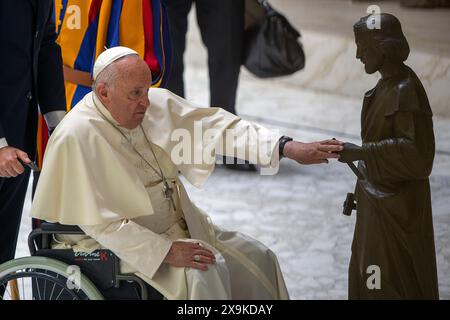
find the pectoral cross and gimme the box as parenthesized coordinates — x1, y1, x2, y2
(163, 180, 176, 211)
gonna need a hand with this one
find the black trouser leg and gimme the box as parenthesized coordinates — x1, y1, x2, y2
(163, 0, 193, 98)
(0, 171, 31, 297)
(196, 0, 244, 114)
(0, 171, 31, 264)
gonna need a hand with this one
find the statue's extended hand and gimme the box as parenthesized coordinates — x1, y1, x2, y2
(163, 241, 216, 271)
(283, 139, 343, 164)
(338, 142, 365, 163)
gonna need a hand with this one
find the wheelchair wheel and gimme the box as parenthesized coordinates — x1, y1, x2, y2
(0, 256, 104, 300)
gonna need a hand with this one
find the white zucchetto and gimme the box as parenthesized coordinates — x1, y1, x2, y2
(92, 46, 138, 81)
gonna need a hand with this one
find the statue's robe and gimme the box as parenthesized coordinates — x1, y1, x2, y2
(349, 66, 439, 299)
(31, 88, 289, 299)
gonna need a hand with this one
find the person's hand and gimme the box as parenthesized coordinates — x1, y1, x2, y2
(283, 139, 343, 164)
(338, 142, 365, 163)
(0, 146, 31, 178)
(163, 241, 216, 271)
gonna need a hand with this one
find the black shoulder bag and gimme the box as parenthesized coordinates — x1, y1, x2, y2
(243, 0, 305, 78)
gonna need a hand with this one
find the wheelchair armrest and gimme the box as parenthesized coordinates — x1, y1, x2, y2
(40, 222, 84, 234)
(29, 222, 85, 255)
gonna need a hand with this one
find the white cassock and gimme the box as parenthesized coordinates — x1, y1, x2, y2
(31, 88, 289, 300)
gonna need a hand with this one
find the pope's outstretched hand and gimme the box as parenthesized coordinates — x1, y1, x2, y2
(283, 139, 343, 165)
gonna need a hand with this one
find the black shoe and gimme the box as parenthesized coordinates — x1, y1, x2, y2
(401, 0, 450, 7)
(221, 157, 257, 172)
(224, 162, 257, 171)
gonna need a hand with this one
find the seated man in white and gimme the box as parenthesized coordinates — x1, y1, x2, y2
(31, 47, 343, 300)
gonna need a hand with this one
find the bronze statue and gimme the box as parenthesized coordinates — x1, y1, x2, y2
(339, 13, 439, 299)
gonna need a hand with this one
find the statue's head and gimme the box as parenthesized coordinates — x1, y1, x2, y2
(353, 13, 409, 74)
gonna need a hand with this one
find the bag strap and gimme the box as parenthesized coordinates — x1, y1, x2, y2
(258, 1, 301, 38)
(258, 0, 276, 15)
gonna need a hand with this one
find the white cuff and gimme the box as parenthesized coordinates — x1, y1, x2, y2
(0, 137, 8, 149)
(43, 110, 66, 129)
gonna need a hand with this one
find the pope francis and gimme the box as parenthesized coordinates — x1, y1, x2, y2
(31, 47, 343, 300)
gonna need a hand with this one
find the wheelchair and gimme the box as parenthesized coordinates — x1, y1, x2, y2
(0, 221, 164, 300)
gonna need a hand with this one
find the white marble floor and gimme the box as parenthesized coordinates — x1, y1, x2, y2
(15, 0, 450, 299)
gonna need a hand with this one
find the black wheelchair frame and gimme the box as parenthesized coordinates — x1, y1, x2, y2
(25, 222, 163, 300)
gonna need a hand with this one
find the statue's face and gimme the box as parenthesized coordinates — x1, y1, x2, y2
(355, 35, 384, 74)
